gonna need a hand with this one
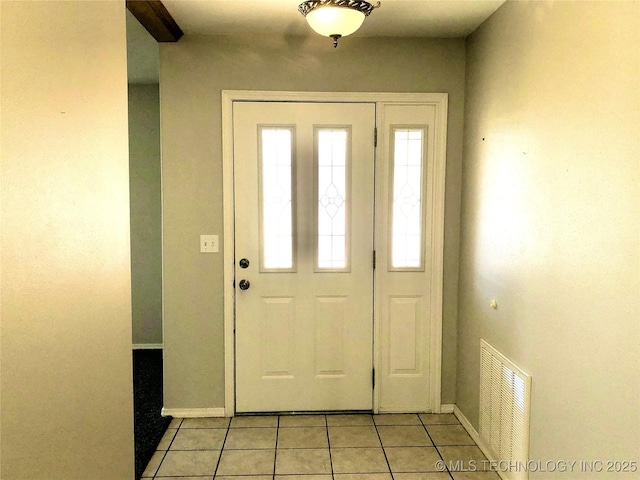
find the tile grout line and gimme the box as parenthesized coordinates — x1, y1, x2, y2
(325, 415, 336, 480)
(151, 418, 182, 479)
(418, 415, 455, 480)
(149, 442, 170, 479)
(273, 415, 280, 479)
(373, 417, 396, 480)
(211, 418, 232, 480)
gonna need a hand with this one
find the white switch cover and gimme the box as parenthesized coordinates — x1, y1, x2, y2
(200, 235, 219, 253)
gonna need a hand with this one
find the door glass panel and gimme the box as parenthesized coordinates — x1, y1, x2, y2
(260, 126, 295, 271)
(316, 128, 350, 270)
(391, 128, 425, 270)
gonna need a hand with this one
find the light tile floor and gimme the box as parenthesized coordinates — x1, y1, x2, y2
(142, 413, 501, 480)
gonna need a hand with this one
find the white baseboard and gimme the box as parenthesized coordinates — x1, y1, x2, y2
(133, 343, 163, 350)
(162, 407, 226, 418)
(454, 405, 507, 480)
(439, 403, 455, 414)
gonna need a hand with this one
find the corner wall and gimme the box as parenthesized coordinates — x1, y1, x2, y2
(457, 0, 639, 473)
(0, 2, 134, 478)
(160, 35, 466, 410)
(129, 83, 163, 346)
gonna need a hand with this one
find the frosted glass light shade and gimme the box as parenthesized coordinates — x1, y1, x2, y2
(306, 6, 365, 38)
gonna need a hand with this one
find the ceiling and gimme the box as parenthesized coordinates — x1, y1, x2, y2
(163, 0, 505, 38)
(127, 0, 506, 83)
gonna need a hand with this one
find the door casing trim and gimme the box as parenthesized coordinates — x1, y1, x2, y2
(222, 90, 448, 416)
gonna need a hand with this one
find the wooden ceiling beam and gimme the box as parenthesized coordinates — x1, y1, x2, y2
(126, 0, 183, 42)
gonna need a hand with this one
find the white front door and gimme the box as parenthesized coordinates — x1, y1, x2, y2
(233, 101, 376, 413)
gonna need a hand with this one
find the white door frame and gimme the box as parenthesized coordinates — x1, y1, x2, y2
(222, 90, 448, 416)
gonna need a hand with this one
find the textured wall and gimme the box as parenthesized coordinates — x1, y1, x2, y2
(160, 34, 466, 410)
(0, 1, 134, 478)
(457, 0, 639, 473)
(129, 84, 163, 346)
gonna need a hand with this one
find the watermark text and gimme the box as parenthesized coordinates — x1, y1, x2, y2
(434, 459, 638, 474)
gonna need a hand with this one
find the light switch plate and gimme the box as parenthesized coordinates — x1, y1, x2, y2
(200, 234, 219, 253)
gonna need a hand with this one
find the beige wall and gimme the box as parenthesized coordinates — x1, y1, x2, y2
(0, 2, 134, 479)
(129, 84, 163, 346)
(160, 35, 465, 409)
(457, 0, 639, 473)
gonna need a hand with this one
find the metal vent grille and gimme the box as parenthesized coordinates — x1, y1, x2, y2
(479, 339, 531, 480)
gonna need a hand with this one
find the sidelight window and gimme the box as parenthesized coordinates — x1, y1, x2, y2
(390, 128, 426, 270)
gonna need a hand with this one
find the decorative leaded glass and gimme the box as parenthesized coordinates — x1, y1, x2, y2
(260, 127, 294, 270)
(391, 128, 424, 269)
(317, 129, 349, 270)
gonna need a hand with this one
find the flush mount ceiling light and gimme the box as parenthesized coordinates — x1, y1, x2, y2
(299, 0, 381, 48)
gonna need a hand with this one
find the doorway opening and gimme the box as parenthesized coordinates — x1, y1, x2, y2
(222, 91, 448, 416)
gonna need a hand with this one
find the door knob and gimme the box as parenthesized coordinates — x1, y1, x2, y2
(239, 258, 250, 269)
(238, 279, 250, 290)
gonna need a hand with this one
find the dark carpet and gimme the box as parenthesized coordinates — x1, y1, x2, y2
(133, 349, 172, 480)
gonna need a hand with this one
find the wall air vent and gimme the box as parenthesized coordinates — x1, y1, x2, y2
(479, 339, 532, 480)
